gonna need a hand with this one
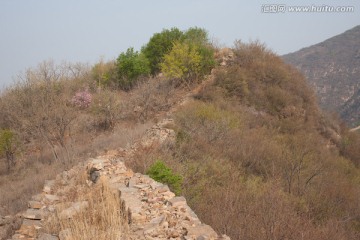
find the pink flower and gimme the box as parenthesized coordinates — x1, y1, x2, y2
(71, 88, 92, 109)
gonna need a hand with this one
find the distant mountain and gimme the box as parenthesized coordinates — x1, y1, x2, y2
(340, 87, 360, 126)
(283, 25, 360, 127)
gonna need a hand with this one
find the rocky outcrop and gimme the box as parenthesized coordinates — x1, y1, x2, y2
(215, 48, 234, 66)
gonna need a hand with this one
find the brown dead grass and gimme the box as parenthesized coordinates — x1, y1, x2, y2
(0, 151, 68, 215)
(45, 178, 128, 240)
(0, 71, 184, 217)
(0, 120, 152, 216)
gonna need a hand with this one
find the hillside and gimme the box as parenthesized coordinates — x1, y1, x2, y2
(340, 87, 360, 126)
(283, 25, 360, 127)
(1, 28, 360, 239)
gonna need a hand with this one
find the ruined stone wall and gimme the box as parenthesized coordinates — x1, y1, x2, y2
(8, 120, 229, 240)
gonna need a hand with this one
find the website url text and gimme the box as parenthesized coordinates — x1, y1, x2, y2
(261, 4, 355, 13)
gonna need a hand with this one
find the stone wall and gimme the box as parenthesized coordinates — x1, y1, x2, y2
(8, 120, 229, 240)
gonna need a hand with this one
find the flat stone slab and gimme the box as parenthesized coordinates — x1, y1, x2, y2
(12, 233, 33, 240)
(59, 201, 89, 220)
(31, 194, 43, 202)
(28, 201, 42, 209)
(43, 180, 55, 194)
(128, 177, 139, 188)
(187, 224, 219, 239)
(87, 158, 105, 171)
(134, 184, 149, 189)
(37, 233, 59, 240)
(149, 215, 165, 225)
(23, 209, 43, 220)
(119, 186, 138, 194)
(22, 219, 42, 228)
(44, 194, 60, 203)
(109, 175, 125, 184)
(168, 196, 187, 208)
(150, 181, 164, 190)
(120, 191, 143, 215)
(16, 221, 39, 237)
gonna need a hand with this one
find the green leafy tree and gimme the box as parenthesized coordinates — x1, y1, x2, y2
(160, 42, 202, 85)
(142, 27, 183, 75)
(0, 129, 18, 172)
(158, 27, 215, 84)
(196, 44, 215, 76)
(141, 27, 214, 79)
(182, 27, 209, 46)
(116, 47, 150, 90)
(146, 160, 183, 195)
(183, 27, 216, 77)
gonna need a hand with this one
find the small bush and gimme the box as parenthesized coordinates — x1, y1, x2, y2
(92, 60, 117, 89)
(90, 90, 120, 131)
(175, 102, 241, 143)
(0, 129, 18, 172)
(146, 160, 183, 195)
(214, 68, 250, 100)
(122, 77, 179, 123)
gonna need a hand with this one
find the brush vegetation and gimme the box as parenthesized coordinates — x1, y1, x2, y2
(1, 27, 360, 240)
(127, 40, 360, 239)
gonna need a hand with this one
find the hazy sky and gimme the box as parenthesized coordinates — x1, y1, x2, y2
(0, 0, 359, 88)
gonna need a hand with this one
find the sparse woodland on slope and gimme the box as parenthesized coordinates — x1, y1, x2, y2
(1, 27, 360, 240)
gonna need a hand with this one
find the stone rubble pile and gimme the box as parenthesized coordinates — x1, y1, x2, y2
(0, 215, 22, 240)
(10, 167, 79, 240)
(9, 119, 229, 240)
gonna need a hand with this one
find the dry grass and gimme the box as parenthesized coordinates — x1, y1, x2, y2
(125, 142, 161, 173)
(0, 151, 70, 215)
(90, 121, 153, 152)
(46, 178, 129, 240)
(0, 120, 152, 217)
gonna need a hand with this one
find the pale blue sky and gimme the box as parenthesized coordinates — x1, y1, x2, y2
(0, 0, 359, 88)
